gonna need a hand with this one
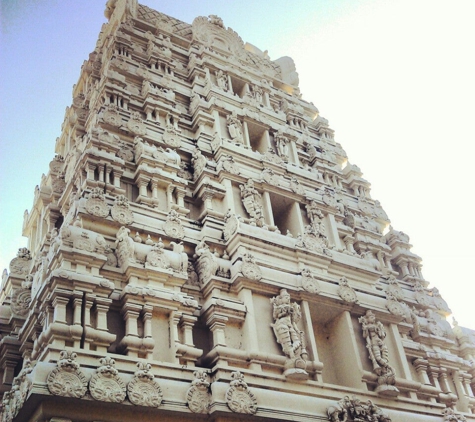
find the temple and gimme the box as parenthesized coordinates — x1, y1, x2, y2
(1, 1, 474, 421)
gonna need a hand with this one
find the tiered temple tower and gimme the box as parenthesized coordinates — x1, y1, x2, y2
(1, 1, 474, 421)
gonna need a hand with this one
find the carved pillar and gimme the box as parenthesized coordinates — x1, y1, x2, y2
(261, 191, 273, 227)
(71, 292, 83, 348)
(325, 213, 342, 250)
(179, 314, 196, 347)
(300, 300, 322, 382)
(242, 121, 251, 148)
(207, 314, 228, 348)
(222, 179, 236, 213)
(238, 288, 261, 372)
(413, 358, 431, 385)
(120, 302, 142, 358)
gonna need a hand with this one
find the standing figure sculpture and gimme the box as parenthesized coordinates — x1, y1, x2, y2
(270, 289, 308, 379)
(215, 69, 228, 91)
(358, 310, 399, 396)
(226, 110, 244, 143)
(274, 130, 290, 161)
(239, 179, 266, 227)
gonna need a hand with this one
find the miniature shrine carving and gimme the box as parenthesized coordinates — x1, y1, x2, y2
(358, 310, 399, 396)
(270, 289, 308, 379)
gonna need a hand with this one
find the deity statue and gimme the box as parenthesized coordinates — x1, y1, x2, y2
(274, 129, 290, 161)
(226, 111, 244, 143)
(358, 310, 399, 396)
(215, 69, 228, 91)
(239, 179, 265, 227)
(270, 289, 308, 379)
(305, 201, 327, 238)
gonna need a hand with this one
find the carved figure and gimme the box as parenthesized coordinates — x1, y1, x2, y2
(226, 111, 244, 143)
(274, 129, 290, 160)
(239, 179, 265, 227)
(215, 69, 228, 91)
(327, 396, 392, 422)
(270, 289, 308, 379)
(115, 226, 135, 267)
(358, 310, 399, 396)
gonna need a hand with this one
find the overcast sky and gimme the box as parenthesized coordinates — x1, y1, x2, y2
(1, 0, 474, 327)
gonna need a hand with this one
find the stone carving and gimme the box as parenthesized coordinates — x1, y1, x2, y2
(192, 149, 207, 180)
(226, 111, 244, 143)
(358, 310, 399, 396)
(430, 287, 451, 313)
(115, 226, 135, 267)
(411, 308, 454, 339)
(225, 371, 257, 414)
(384, 275, 404, 301)
(301, 267, 321, 294)
(338, 277, 358, 303)
(162, 122, 182, 148)
(194, 240, 218, 284)
(111, 194, 134, 225)
(261, 147, 285, 166)
(163, 209, 185, 239)
(289, 176, 305, 195)
(127, 111, 147, 136)
(241, 253, 262, 280)
(414, 281, 432, 307)
(270, 289, 308, 379)
(2, 359, 33, 421)
(240, 179, 266, 227)
(146, 239, 171, 270)
(385, 292, 411, 322)
(102, 104, 122, 127)
(10, 275, 33, 317)
(85, 187, 109, 218)
(127, 362, 163, 407)
(442, 407, 467, 422)
(218, 155, 240, 175)
(223, 209, 239, 241)
(47, 351, 88, 398)
(215, 69, 229, 91)
(296, 223, 331, 256)
(261, 167, 281, 186)
(186, 370, 211, 414)
(274, 129, 290, 161)
(327, 395, 391, 422)
(9, 248, 32, 276)
(89, 356, 126, 403)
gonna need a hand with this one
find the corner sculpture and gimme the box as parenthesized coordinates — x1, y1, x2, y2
(327, 395, 391, 421)
(270, 289, 308, 379)
(358, 310, 399, 396)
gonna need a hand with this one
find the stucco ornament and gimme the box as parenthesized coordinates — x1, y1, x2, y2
(47, 351, 88, 398)
(111, 194, 134, 225)
(89, 356, 126, 403)
(223, 209, 239, 241)
(102, 103, 122, 127)
(146, 239, 171, 270)
(115, 226, 135, 267)
(337, 277, 358, 304)
(194, 239, 218, 284)
(359, 310, 399, 396)
(2, 359, 33, 421)
(385, 291, 411, 322)
(127, 362, 163, 407)
(274, 129, 290, 161)
(261, 146, 285, 166)
(10, 275, 33, 317)
(163, 209, 185, 239)
(240, 179, 266, 227)
(261, 167, 281, 186)
(218, 154, 240, 175)
(442, 407, 467, 422)
(384, 275, 405, 301)
(186, 370, 211, 414)
(327, 395, 391, 422)
(85, 187, 109, 218)
(226, 110, 244, 143)
(215, 69, 229, 91)
(301, 267, 321, 294)
(9, 248, 32, 276)
(192, 149, 207, 181)
(290, 176, 305, 195)
(241, 253, 262, 280)
(126, 111, 147, 136)
(270, 289, 308, 379)
(225, 371, 257, 414)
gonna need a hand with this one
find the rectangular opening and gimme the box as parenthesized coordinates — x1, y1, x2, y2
(247, 121, 268, 154)
(269, 193, 300, 236)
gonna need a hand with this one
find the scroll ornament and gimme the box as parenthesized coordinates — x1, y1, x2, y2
(47, 351, 87, 398)
(186, 370, 211, 414)
(225, 371, 257, 414)
(89, 356, 126, 403)
(127, 362, 163, 407)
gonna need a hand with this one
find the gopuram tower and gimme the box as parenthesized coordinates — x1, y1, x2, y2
(1, 1, 474, 421)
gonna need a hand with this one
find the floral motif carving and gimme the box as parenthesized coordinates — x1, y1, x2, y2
(186, 370, 211, 414)
(240, 179, 266, 227)
(301, 267, 321, 294)
(271, 289, 308, 379)
(163, 209, 185, 239)
(111, 194, 134, 225)
(442, 407, 467, 421)
(359, 310, 399, 396)
(241, 253, 262, 280)
(10, 276, 33, 317)
(337, 277, 358, 303)
(261, 168, 281, 186)
(218, 155, 240, 175)
(383, 275, 404, 301)
(126, 111, 147, 136)
(127, 362, 163, 407)
(385, 291, 411, 322)
(47, 351, 88, 398)
(225, 371, 257, 414)
(102, 104, 122, 127)
(327, 395, 391, 421)
(89, 356, 126, 403)
(85, 187, 109, 218)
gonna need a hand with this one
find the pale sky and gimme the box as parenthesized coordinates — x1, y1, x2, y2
(1, 0, 474, 327)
